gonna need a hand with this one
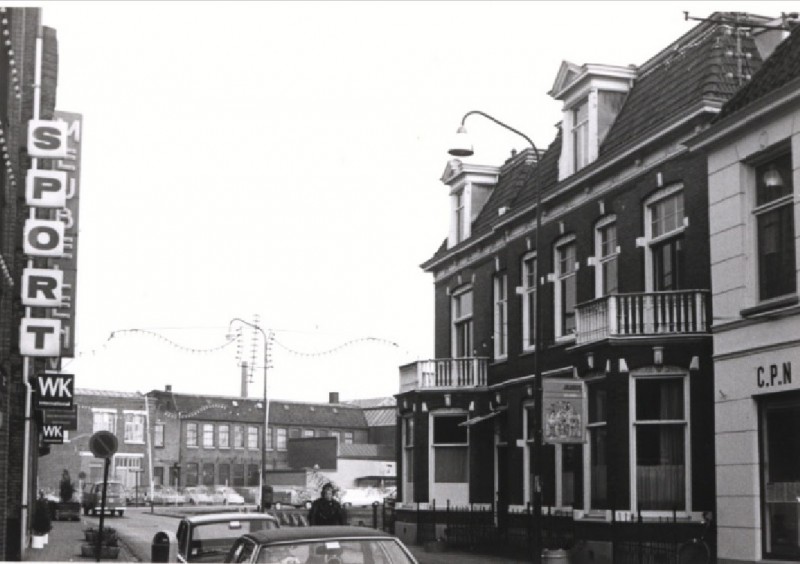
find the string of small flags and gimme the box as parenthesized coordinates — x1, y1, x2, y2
(273, 336, 399, 358)
(108, 328, 237, 354)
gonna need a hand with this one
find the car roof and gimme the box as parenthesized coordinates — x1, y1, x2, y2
(184, 512, 279, 525)
(244, 526, 399, 544)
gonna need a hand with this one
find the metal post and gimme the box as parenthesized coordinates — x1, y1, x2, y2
(96, 458, 110, 562)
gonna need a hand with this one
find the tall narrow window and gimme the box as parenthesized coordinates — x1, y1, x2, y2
(572, 99, 589, 171)
(634, 377, 687, 510)
(403, 417, 414, 499)
(247, 426, 258, 449)
(493, 273, 508, 359)
(755, 153, 796, 301)
(455, 191, 466, 244)
(276, 428, 287, 451)
(555, 239, 577, 337)
(186, 463, 199, 487)
(92, 410, 117, 434)
(186, 423, 198, 448)
(218, 425, 230, 449)
(522, 253, 537, 350)
(219, 464, 230, 487)
(202, 463, 215, 487)
(124, 413, 145, 443)
(202, 424, 214, 448)
(452, 288, 473, 358)
(648, 190, 686, 291)
(154, 423, 165, 448)
(234, 425, 244, 449)
(587, 380, 608, 509)
(596, 220, 618, 296)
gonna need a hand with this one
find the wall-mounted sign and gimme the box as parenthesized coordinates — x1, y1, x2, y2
(89, 431, 118, 459)
(33, 373, 74, 409)
(26, 169, 68, 208)
(542, 378, 585, 444)
(27, 119, 69, 158)
(22, 267, 63, 307)
(19, 318, 61, 357)
(41, 425, 64, 445)
(23, 218, 66, 257)
(42, 406, 78, 431)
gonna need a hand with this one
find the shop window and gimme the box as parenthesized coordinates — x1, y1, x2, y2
(761, 399, 800, 559)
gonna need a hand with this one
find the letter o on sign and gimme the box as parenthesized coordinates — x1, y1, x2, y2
(89, 431, 118, 459)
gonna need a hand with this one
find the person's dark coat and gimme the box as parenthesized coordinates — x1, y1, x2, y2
(308, 496, 345, 526)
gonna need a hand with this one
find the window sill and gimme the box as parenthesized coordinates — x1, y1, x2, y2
(740, 294, 799, 317)
(124, 441, 145, 445)
(490, 357, 507, 366)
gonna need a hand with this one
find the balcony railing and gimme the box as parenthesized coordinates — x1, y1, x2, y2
(399, 358, 488, 393)
(575, 290, 710, 346)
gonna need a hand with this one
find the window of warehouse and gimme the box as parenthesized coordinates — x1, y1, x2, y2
(124, 412, 145, 444)
(432, 413, 468, 483)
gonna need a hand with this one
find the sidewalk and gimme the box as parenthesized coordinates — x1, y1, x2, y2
(23, 518, 137, 562)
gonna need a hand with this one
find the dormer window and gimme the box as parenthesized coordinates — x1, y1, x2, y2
(550, 62, 635, 180)
(440, 160, 500, 249)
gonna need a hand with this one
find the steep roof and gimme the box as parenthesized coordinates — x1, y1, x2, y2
(716, 24, 800, 119)
(600, 13, 762, 157)
(362, 408, 396, 427)
(77, 388, 143, 399)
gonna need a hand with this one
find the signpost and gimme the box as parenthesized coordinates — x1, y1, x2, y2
(89, 431, 118, 562)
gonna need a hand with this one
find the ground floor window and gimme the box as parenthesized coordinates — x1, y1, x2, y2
(153, 466, 163, 486)
(247, 464, 260, 486)
(761, 397, 800, 559)
(233, 464, 245, 487)
(534, 444, 583, 508)
(185, 463, 199, 487)
(432, 413, 468, 483)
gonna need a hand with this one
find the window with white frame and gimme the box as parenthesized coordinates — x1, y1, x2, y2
(344, 432, 354, 445)
(587, 380, 608, 509)
(493, 272, 508, 359)
(123, 412, 145, 443)
(218, 424, 230, 448)
(432, 413, 468, 483)
(572, 99, 590, 172)
(266, 428, 273, 450)
(554, 238, 578, 337)
(403, 417, 414, 501)
(247, 426, 258, 449)
(92, 410, 117, 434)
(276, 428, 287, 451)
(754, 152, 796, 301)
(302, 429, 315, 438)
(522, 253, 537, 350)
(186, 422, 198, 447)
(633, 376, 688, 511)
(451, 287, 473, 358)
(595, 218, 618, 296)
(202, 423, 214, 448)
(233, 425, 244, 449)
(646, 188, 686, 291)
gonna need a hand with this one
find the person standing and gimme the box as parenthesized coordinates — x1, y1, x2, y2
(308, 483, 345, 526)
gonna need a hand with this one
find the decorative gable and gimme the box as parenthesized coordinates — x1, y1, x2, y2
(549, 61, 636, 180)
(440, 159, 500, 249)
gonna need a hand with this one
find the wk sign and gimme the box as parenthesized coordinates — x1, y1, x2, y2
(34, 373, 74, 409)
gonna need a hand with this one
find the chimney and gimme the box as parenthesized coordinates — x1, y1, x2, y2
(241, 362, 249, 397)
(329, 392, 339, 404)
(165, 385, 172, 392)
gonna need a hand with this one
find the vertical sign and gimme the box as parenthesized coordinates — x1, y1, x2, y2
(542, 378, 585, 444)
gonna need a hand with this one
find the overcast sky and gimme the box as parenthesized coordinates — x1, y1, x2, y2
(27, 1, 791, 402)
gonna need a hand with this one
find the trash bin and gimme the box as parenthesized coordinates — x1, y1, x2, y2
(542, 548, 569, 563)
(152, 531, 171, 563)
(261, 485, 274, 511)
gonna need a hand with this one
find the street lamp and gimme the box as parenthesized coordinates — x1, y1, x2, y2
(227, 317, 274, 512)
(449, 110, 545, 564)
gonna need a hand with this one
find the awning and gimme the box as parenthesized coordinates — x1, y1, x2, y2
(459, 405, 508, 427)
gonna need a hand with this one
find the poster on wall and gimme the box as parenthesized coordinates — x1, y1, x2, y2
(542, 378, 585, 444)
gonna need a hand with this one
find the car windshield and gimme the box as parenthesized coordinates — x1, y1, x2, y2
(254, 539, 414, 564)
(190, 520, 277, 562)
(96, 483, 123, 494)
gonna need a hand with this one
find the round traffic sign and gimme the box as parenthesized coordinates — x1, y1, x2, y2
(89, 430, 118, 459)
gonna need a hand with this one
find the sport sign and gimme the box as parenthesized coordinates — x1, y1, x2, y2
(89, 431, 118, 459)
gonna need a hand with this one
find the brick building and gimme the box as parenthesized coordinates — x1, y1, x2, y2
(0, 7, 71, 560)
(395, 11, 791, 559)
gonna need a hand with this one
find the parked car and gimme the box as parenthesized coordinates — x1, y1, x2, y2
(81, 481, 127, 517)
(339, 487, 386, 507)
(146, 485, 187, 506)
(159, 512, 280, 562)
(214, 486, 245, 505)
(224, 526, 418, 563)
(183, 486, 214, 505)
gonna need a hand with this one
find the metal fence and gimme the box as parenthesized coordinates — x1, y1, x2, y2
(391, 503, 714, 563)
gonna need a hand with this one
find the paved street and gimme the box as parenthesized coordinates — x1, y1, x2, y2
(24, 506, 533, 563)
